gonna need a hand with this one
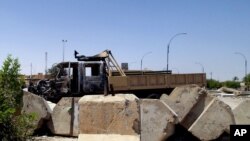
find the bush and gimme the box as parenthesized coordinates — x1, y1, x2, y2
(207, 79, 222, 89)
(0, 55, 35, 141)
(221, 81, 240, 89)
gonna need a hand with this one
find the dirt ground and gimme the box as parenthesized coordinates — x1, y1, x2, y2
(32, 136, 78, 141)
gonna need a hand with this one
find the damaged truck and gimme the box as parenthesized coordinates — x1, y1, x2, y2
(28, 50, 206, 102)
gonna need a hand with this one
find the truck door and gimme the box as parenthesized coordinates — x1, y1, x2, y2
(82, 63, 104, 93)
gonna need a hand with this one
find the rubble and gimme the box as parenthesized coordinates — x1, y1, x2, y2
(22, 90, 52, 130)
(140, 99, 176, 141)
(78, 94, 140, 135)
(48, 97, 81, 137)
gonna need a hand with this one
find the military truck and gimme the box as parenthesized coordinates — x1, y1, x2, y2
(28, 50, 206, 102)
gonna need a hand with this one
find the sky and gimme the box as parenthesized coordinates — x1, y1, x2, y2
(0, 0, 250, 81)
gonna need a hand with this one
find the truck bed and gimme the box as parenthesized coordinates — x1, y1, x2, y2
(108, 73, 206, 92)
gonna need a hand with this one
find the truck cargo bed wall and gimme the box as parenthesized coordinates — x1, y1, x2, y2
(108, 73, 206, 92)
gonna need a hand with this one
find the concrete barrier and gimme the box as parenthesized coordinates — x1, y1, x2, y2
(78, 134, 140, 141)
(48, 97, 81, 136)
(233, 99, 250, 124)
(140, 99, 177, 141)
(78, 94, 140, 135)
(188, 98, 235, 140)
(160, 84, 206, 123)
(22, 91, 52, 129)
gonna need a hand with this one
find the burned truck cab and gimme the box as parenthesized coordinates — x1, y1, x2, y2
(81, 61, 105, 94)
(53, 61, 105, 95)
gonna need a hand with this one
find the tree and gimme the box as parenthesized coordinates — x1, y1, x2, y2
(206, 79, 222, 89)
(233, 76, 239, 81)
(48, 63, 60, 78)
(221, 81, 240, 89)
(243, 73, 250, 90)
(0, 55, 35, 141)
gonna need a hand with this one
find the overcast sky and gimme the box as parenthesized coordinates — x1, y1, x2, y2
(0, 0, 250, 81)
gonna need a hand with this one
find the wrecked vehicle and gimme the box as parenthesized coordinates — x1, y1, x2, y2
(28, 50, 206, 102)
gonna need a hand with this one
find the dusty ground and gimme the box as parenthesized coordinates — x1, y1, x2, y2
(32, 136, 78, 141)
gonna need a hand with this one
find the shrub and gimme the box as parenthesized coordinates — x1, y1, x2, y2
(0, 55, 35, 141)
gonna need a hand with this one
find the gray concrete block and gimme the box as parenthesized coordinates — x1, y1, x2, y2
(232, 99, 250, 124)
(22, 91, 52, 129)
(78, 94, 140, 135)
(160, 84, 206, 122)
(188, 98, 235, 140)
(48, 97, 80, 137)
(140, 99, 176, 141)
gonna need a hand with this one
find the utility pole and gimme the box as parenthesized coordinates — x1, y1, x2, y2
(62, 39, 67, 62)
(30, 63, 32, 79)
(45, 52, 48, 75)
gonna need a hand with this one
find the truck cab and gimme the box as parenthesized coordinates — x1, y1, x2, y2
(81, 61, 105, 93)
(54, 61, 106, 95)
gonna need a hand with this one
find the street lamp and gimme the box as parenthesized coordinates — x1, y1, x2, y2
(141, 51, 152, 72)
(167, 33, 187, 71)
(235, 52, 247, 81)
(195, 62, 204, 73)
(62, 39, 67, 62)
(172, 67, 180, 74)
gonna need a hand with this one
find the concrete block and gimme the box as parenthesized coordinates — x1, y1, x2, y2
(22, 91, 52, 129)
(140, 99, 177, 141)
(218, 87, 242, 95)
(188, 98, 235, 140)
(48, 97, 81, 136)
(160, 84, 206, 122)
(78, 94, 140, 135)
(181, 94, 214, 129)
(217, 97, 244, 110)
(78, 134, 140, 141)
(232, 99, 250, 124)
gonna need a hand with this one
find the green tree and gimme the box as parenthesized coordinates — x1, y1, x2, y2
(0, 55, 35, 141)
(207, 79, 222, 89)
(243, 73, 250, 90)
(48, 63, 60, 78)
(233, 76, 239, 81)
(221, 81, 240, 89)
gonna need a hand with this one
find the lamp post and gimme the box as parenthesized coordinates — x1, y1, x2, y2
(167, 33, 187, 71)
(45, 52, 48, 75)
(141, 51, 152, 72)
(235, 52, 247, 81)
(195, 62, 204, 73)
(172, 67, 179, 74)
(62, 39, 67, 62)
